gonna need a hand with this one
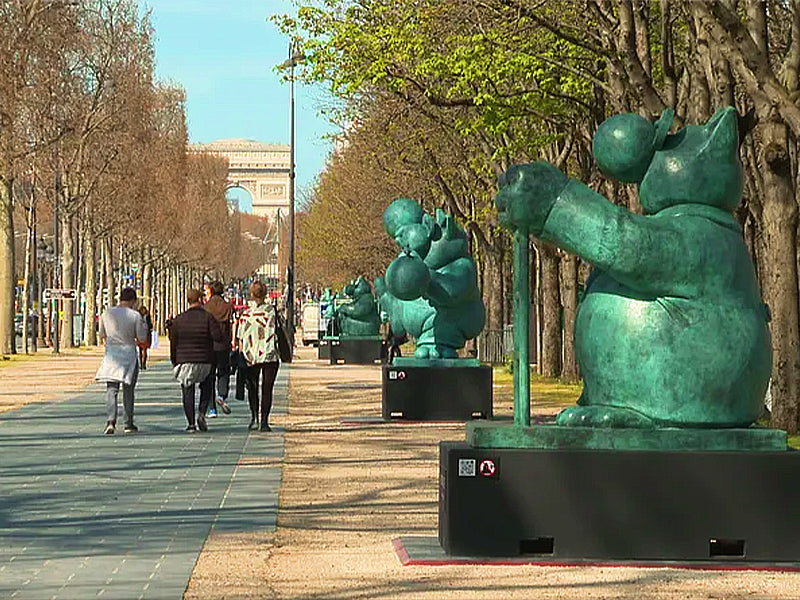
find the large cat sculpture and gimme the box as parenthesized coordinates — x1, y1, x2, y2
(335, 276, 381, 336)
(375, 198, 486, 359)
(495, 107, 771, 428)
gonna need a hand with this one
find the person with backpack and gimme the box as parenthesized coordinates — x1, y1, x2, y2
(234, 281, 280, 432)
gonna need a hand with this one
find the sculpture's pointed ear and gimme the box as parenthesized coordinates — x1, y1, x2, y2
(422, 213, 440, 240)
(445, 214, 460, 239)
(704, 107, 738, 157)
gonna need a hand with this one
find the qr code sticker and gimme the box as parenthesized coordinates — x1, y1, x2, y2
(458, 458, 477, 477)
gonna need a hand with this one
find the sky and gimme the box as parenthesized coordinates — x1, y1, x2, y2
(143, 0, 337, 212)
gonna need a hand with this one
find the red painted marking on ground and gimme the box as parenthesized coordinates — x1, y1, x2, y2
(392, 538, 412, 565)
(391, 539, 800, 572)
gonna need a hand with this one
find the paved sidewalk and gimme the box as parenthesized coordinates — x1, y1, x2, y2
(0, 356, 287, 600)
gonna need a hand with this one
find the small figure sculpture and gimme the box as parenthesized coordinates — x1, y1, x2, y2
(495, 107, 771, 429)
(375, 198, 486, 359)
(335, 276, 381, 336)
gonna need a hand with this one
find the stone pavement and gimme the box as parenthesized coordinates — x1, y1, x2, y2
(0, 354, 287, 600)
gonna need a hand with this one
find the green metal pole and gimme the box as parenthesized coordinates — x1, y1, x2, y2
(513, 228, 530, 427)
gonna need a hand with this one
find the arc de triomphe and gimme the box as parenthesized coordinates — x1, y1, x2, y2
(189, 139, 290, 285)
(189, 138, 290, 220)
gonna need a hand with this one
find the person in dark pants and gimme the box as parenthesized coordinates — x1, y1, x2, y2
(168, 289, 224, 432)
(137, 303, 153, 370)
(232, 349, 249, 402)
(385, 323, 407, 363)
(203, 281, 234, 417)
(234, 281, 280, 432)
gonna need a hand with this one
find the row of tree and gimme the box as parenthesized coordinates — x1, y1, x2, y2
(1, 0, 265, 354)
(284, 0, 800, 433)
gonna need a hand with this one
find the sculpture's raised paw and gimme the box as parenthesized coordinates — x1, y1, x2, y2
(495, 162, 568, 235)
(555, 405, 655, 429)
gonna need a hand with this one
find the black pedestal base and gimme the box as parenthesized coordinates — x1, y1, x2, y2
(439, 442, 800, 561)
(329, 337, 383, 365)
(318, 338, 330, 360)
(382, 365, 492, 421)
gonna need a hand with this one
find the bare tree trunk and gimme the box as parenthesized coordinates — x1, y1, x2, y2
(143, 247, 153, 308)
(84, 233, 98, 346)
(661, 0, 677, 107)
(22, 206, 34, 353)
(172, 264, 180, 317)
(539, 242, 562, 377)
(104, 236, 115, 310)
(0, 177, 15, 354)
(687, 13, 711, 124)
(116, 236, 124, 301)
(502, 242, 513, 326)
(75, 220, 83, 342)
(533, 246, 541, 372)
(60, 216, 75, 348)
(758, 120, 800, 434)
(560, 252, 579, 382)
(633, 0, 652, 78)
(96, 238, 105, 312)
(158, 262, 167, 332)
(484, 252, 503, 331)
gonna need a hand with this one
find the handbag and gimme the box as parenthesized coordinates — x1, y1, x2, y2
(275, 313, 292, 363)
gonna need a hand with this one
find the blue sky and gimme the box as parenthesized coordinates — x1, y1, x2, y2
(143, 0, 337, 211)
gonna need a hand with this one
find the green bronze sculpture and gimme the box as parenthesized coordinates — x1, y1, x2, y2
(335, 276, 381, 336)
(495, 106, 772, 429)
(375, 198, 486, 359)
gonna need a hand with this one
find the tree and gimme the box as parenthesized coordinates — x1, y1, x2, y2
(284, 0, 800, 432)
(0, 0, 81, 353)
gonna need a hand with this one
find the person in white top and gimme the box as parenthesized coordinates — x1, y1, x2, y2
(95, 287, 149, 434)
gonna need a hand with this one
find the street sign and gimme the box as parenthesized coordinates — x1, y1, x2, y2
(44, 288, 77, 300)
(479, 459, 497, 477)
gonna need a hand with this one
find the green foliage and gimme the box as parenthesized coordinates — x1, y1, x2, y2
(503, 352, 514, 374)
(274, 0, 594, 158)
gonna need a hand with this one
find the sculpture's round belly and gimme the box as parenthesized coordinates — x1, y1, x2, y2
(576, 289, 771, 427)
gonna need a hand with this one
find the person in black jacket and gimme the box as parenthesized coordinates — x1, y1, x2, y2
(203, 281, 234, 417)
(168, 289, 224, 432)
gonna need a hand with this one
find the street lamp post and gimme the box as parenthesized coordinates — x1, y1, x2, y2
(279, 41, 305, 352)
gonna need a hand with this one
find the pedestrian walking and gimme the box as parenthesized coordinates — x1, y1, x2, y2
(385, 322, 407, 363)
(234, 281, 280, 432)
(137, 303, 153, 370)
(203, 281, 233, 418)
(168, 288, 224, 432)
(95, 287, 149, 435)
